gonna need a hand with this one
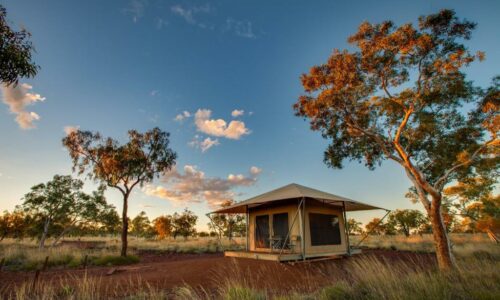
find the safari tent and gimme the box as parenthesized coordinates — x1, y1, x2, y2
(208, 183, 388, 262)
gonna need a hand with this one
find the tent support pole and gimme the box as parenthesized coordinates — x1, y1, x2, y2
(342, 201, 351, 256)
(300, 197, 306, 261)
(278, 197, 304, 259)
(206, 213, 224, 250)
(246, 205, 249, 251)
(355, 209, 391, 247)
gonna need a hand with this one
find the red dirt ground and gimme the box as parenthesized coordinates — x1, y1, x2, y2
(0, 249, 436, 296)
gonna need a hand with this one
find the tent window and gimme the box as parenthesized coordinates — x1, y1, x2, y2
(272, 213, 289, 248)
(309, 213, 341, 246)
(255, 215, 270, 248)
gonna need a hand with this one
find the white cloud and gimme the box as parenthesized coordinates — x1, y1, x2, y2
(150, 90, 159, 96)
(194, 109, 250, 140)
(64, 125, 80, 135)
(189, 135, 220, 152)
(225, 18, 256, 39)
(170, 4, 212, 28)
(1, 83, 45, 129)
(250, 166, 262, 176)
(231, 109, 244, 117)
(123, 0, 148, 23)
(174, 110, 191, 122)
(143, 165, 262, 208)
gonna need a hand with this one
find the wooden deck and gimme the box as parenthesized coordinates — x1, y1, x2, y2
(224, 248, 362, 262)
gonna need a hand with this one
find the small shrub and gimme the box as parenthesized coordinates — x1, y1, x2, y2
(92, 255, 140, 266)
(319, 281, 352, 300)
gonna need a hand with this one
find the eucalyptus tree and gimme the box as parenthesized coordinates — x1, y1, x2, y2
(294, 10, 499, 269)
(62, 127, 177, 256)
(346, 218, 363, 235)
(50, 185, 116, 245)
(388, 209, 426, 237)
(0, 4, 39, 85)
(172, 209, 197, 240)
(21, 175, 109, 248)
(131, 211, 154, 238)
(153, 215, 173, 239)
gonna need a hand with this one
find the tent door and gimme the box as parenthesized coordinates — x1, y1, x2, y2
(255, 215, 270, 248)
(272, 213, 289, 249)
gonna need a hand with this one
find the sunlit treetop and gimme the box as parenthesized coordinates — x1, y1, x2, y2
(295, 9, 498, 192)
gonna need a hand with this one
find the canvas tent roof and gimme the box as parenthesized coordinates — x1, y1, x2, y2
(211, 183, 387, 214)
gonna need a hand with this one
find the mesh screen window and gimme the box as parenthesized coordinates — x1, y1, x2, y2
(309, 213, 341, 246)
(272, 213, 289, 239)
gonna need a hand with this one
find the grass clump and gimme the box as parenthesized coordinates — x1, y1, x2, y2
(315, 256, 500, 300)
(92, 255, 140, 266)
(222, 285, 266, 300)
(318, 281, 353, 300)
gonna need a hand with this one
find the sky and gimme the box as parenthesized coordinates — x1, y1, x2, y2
(1, 0, 499, 231)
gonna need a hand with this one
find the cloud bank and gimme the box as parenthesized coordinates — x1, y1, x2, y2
(194, 109, 250, 139)
(1, 83, 45, 129)
(143, 165, 262, 208)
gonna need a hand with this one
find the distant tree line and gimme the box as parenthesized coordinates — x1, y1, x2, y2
(356, 181, 498, 237)
(0, 175, 220, 245)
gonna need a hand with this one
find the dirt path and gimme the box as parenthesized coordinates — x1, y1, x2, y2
(0, 249, 436, 296)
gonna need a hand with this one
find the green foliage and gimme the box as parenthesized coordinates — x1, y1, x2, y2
(62, 127, 177, 256)
(208, 201, 246, 240)
(294, 9, 496, 186)
(346, 218, 363, 235)
(294, 8, 499, 269)
(172, 209, 198, 239)
(62, 127, 177, 190)
(364, 218, 386, 235)
(445, 175, 500, 233)
(19, 175, 114, 247)
(0, 5, 39, 85)
(388, 209, 426, 236)
(98, 208, 121, 235)
(131, 211, 154, 238)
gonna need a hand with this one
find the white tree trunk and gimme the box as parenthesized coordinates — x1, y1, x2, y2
(39, 218, 50, 249)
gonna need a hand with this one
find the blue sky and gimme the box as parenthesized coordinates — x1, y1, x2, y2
(1, 0, 499, 230)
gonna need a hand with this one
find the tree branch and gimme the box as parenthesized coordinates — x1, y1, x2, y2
(434, 138, 496, 190)
(405, 168, 431, 212)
